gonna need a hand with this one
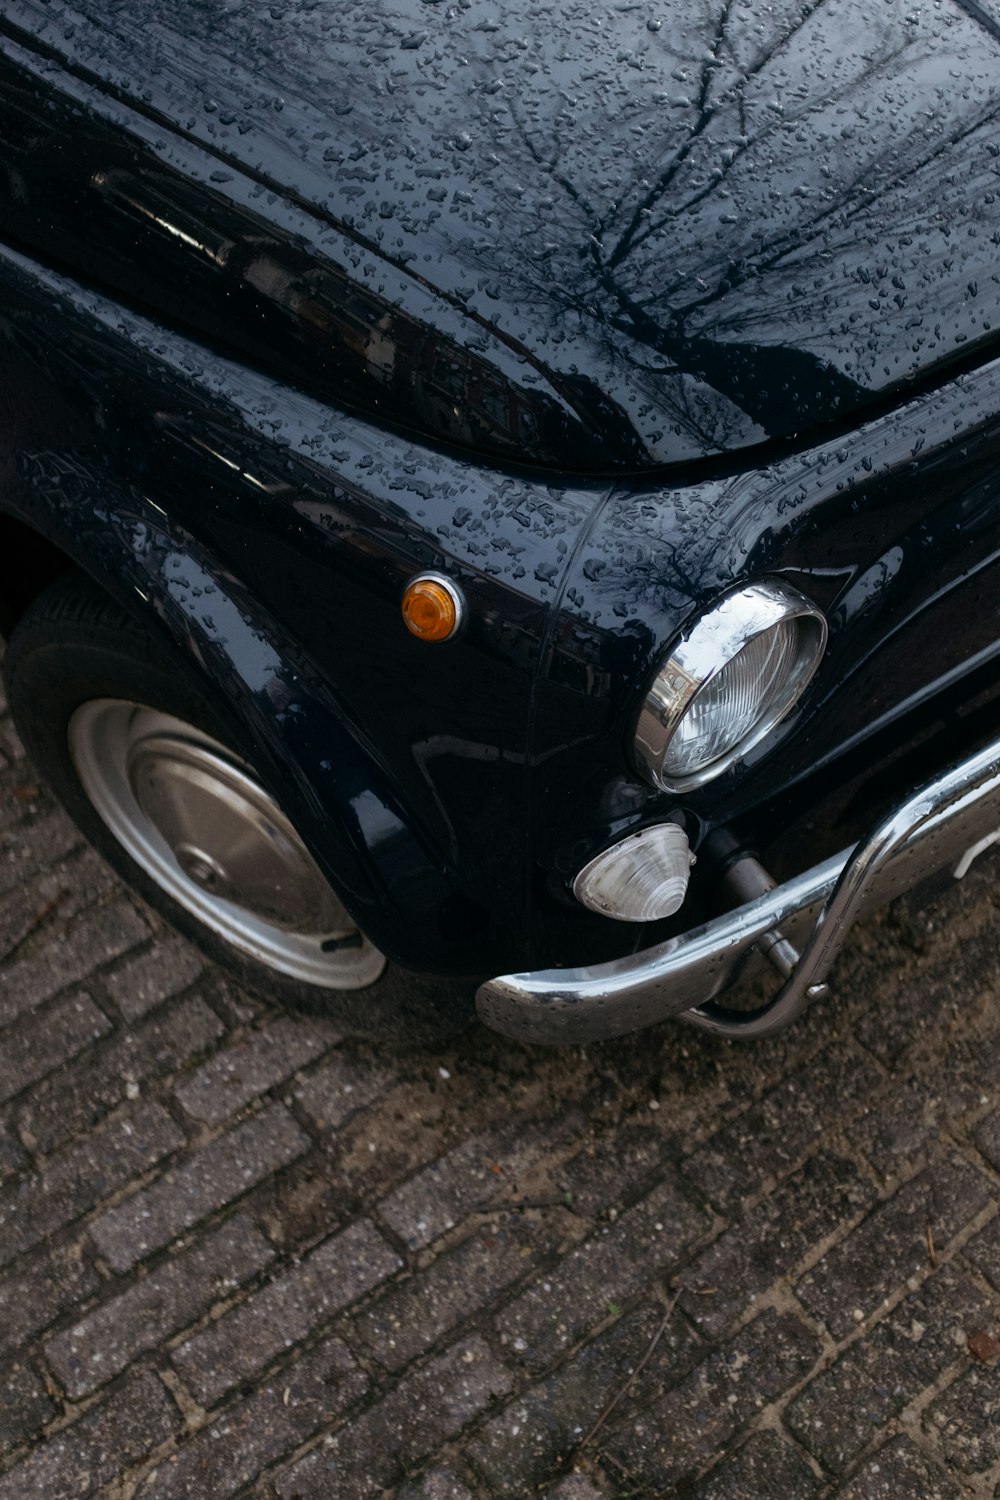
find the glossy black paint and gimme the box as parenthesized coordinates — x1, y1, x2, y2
(2, 3, 1000, 988)
(3, 0, 1000, 471)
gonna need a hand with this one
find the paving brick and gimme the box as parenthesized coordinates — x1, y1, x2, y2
(0, 1247, 98, 1357)
(786, 1264, 993, 1471)
(0, 811, 77, 899)
(834, 1434, 964, 1499)
(0, 1101, 183, 1268)
(378, 1119, 582, 1253)
(685, 1430, 820, 1499)
(0, 849, 114, 961)
(103, 937, 205, 1021)
(541, 1481, 609, 1500)
(924, 1357, 1000, 1474)
(139, 1338, 366, 1499)
(0, 990, 110, 1106)
(0, 761, 50, 834)
(0, 713, 22, 763)
(293, 1050, 397, 1133)
(680, 1152, 875, 1338)
(976, 1108, 1000, 1173)
(681, 1045, 881, 1212)
(0, 900, 150, 1028)
(275, 1337, 514, 1500)
(0, 1369, 179, 1500)
(962, 1212, 1000, 1293)
(496, 1177, 708, 1370)
(609, 1309, 821, 1490)
(554, 1126, 671, 1220)
(172, 1218, 400, 1405)
(0, 1124, 29, 1184)
(845, 1078, 946, 1181)
(845, 1026, 1000, 1182)
(175, 1015, 336, 1124)
(89, 1102, 309, 1271)
(45, 1213, 273, 1398)
(853, 921, 1000, 1066)
(397, 1468, 477, 1500)
(796, 1155, 995, 1337)
(0, 1361, 56, 1450)
(16, 994, 225, 1156)
(353, 1217, 552, 1373)
(468, 1301, 702, 1498)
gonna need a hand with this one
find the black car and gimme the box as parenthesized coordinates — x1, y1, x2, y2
(2, 0, 1000, 1045)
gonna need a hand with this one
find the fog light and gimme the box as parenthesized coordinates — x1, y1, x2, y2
(573, 823, 694, 922)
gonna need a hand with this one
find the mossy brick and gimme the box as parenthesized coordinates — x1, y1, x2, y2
(89, 1101, 309, 1270)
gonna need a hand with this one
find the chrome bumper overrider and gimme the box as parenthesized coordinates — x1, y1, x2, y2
(476, 736, 1000, 1046)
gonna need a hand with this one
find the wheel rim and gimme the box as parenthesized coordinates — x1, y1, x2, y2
(68, 699, 387, 990)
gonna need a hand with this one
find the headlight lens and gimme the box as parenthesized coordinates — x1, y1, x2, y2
(634, 580, 827, 792)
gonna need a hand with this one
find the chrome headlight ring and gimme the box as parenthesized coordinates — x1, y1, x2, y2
(633, 579, 828, 793)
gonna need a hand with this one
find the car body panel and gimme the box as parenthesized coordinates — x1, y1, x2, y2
(2, 0, 1000, 470)
(3, 3, 1000, 1020)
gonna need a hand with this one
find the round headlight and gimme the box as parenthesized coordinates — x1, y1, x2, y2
(633, 580, 827, 792)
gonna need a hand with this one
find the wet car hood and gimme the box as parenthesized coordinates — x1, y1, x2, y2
(4, 0, 1000, 471)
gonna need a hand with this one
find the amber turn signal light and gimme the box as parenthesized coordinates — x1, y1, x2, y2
(401, 572, 464, 642)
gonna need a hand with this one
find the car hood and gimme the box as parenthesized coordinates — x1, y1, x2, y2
(4, 0, 1000, 471)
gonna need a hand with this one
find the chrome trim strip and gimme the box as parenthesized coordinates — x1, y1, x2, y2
(476, 736, 1000, 1046)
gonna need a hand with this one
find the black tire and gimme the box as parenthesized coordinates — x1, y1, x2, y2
(3, 572, 471, 1043)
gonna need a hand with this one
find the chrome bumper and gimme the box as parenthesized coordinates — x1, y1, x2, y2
(476, 735, 1000, 1046)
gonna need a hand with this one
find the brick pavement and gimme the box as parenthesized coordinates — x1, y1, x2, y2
(1, 669, 999, 1498)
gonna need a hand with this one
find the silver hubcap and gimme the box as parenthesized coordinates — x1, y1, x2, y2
(68, 700, 386, 990)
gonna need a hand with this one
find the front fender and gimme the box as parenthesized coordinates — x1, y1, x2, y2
(3, 458, 474, 971)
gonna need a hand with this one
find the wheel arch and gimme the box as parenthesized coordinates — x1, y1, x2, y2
(0, 494, 483, 977)
(0, 512, 76, 637)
